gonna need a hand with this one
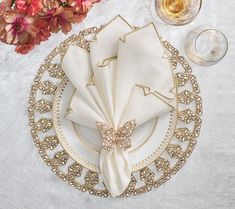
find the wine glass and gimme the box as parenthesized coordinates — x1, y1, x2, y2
(150, 0, 202, 26)
(184, 27, 228, 66)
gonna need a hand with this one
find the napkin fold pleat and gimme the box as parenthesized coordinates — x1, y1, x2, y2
(62, 45, 107, 129)
(115, 25, 176, 127)
(89, 16, 133, 67)
(100, 146, 131, 197)
(62, 45, 91, 90)
(120, 85, 175, 127)
(67, 92, 105, 128)
(89, 17, 132, 128)
(91, 61, 116, 127)
(86, 84, 113, 127)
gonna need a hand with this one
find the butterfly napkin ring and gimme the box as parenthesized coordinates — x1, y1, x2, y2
(97, 120, 136, 151)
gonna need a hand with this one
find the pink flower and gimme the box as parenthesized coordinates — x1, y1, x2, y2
(44, 7, 74, 34)
(70, 0, 97, 13)
(81, 0, 101, 12)
(33, 19, 51, 44)
(15, 42, 35, 54)
(59, 0, 99, 13)
(1, 12, 38, 45)
(0, 0, 101, 54)
(16, 0, 42, 16)
(14, 19, 51, 54)
(0, 0, 13, 8)
(0, 0, 13, 15)
(42, 0, 60, 11)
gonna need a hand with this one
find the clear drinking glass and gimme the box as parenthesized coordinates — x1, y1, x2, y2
(185, 27, 228, 66)
(150, 0, 202, 25)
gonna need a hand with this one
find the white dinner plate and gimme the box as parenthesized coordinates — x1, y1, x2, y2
(53, 77, 177, 172)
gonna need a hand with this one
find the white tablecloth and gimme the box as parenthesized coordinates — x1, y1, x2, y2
(0, 0, 235, 208)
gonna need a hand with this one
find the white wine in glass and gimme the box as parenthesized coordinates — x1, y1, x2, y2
(163, 0, 188, 18)
(150, 0, 202, 25)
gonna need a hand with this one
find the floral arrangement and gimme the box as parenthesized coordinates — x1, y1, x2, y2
(0, 0, 101, 54)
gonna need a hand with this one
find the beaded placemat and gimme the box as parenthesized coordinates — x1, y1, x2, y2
(28, 26, 202, 197)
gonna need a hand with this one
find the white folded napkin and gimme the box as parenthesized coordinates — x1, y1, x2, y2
(61, 16, 176, 197)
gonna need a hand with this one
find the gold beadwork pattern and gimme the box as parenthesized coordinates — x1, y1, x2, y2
(40, 136, 59, 150)
(31, 99, 53, 113)
(37, 81, 57, 95)
(28, 26, 203, 198)
(35, 118, 53, 133)
(47, 64, 65, 78)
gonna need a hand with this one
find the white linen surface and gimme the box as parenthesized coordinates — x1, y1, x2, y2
(0, 0, 235, 208)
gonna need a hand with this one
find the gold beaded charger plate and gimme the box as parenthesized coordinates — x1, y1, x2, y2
(28, 26, 202, 197)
